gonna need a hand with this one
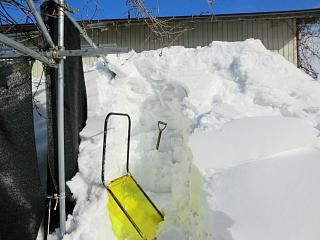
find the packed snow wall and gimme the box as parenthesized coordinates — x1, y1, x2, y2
(0, 57, 45, 240)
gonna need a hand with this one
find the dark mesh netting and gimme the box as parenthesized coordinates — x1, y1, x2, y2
(0, 57, 45, 240)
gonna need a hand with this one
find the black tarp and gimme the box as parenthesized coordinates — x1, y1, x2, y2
(42, 1, 87, 233)
(0, 57, 45, 240)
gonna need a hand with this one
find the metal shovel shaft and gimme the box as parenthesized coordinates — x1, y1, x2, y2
(156, 121, 167, 150)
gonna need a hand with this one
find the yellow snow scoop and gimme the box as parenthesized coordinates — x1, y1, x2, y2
(101, 113, 164, 240)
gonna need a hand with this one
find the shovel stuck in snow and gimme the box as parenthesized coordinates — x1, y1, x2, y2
(101, 113, 164, 240)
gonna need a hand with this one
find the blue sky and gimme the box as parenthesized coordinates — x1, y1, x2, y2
(67, 0, 320, 20)
(2, 0, 320, 23)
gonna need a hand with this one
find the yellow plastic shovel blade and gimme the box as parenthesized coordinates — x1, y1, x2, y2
(107, 175, 164, 240)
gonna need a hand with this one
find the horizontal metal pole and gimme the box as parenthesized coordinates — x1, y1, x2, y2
(26, 0, 56, 48)
(5, 31, 40, 38)
(1, 46, 128, 59)
(82, 43, 117, 48)
(1, 44, 117, 52)
(0, 33, 57, 67)
(57, 47, 128, 57)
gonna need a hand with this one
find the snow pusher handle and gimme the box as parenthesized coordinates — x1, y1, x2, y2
(101, 112, 131, 186)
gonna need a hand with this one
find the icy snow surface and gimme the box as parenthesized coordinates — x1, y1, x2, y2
(48, 39, 320, 240)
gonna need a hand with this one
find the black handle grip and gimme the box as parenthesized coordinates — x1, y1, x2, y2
(101, 112, 131, 186)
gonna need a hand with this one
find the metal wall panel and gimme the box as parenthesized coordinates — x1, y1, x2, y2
(32, 18, 297, 78)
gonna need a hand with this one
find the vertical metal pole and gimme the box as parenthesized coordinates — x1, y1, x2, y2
(57, 0, 66, 237)
(53, 0, 109, 64)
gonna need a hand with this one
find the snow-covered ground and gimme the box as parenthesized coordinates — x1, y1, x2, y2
(34, 39, 320, 240)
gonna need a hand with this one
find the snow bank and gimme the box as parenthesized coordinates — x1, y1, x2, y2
(190, 116, 318, 169)
(206, 148, 320, 240)
(120, 39, 320, 128)
(45, 39, 320, 240)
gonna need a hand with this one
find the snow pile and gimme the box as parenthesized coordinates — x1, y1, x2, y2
(207, 148, 320, 240)
(190, 116, 318, 169)
(47, 39, 320, 240)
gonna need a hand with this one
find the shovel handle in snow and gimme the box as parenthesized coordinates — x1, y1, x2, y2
(156, 121, 167, 150)
(101, 112, 131, 186)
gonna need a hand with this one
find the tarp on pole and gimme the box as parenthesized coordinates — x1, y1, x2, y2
(42, 1, 88, 232)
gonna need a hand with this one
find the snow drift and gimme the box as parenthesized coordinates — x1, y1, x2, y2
(42, 39, 320, 240)
(207, 148, 320, 240)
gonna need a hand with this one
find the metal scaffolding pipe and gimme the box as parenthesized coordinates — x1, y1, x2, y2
(0, 32, 56, 67)
(58, 47, 128, 57)
(57, 0, 66, 237)
(26, 0, 56, 49)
